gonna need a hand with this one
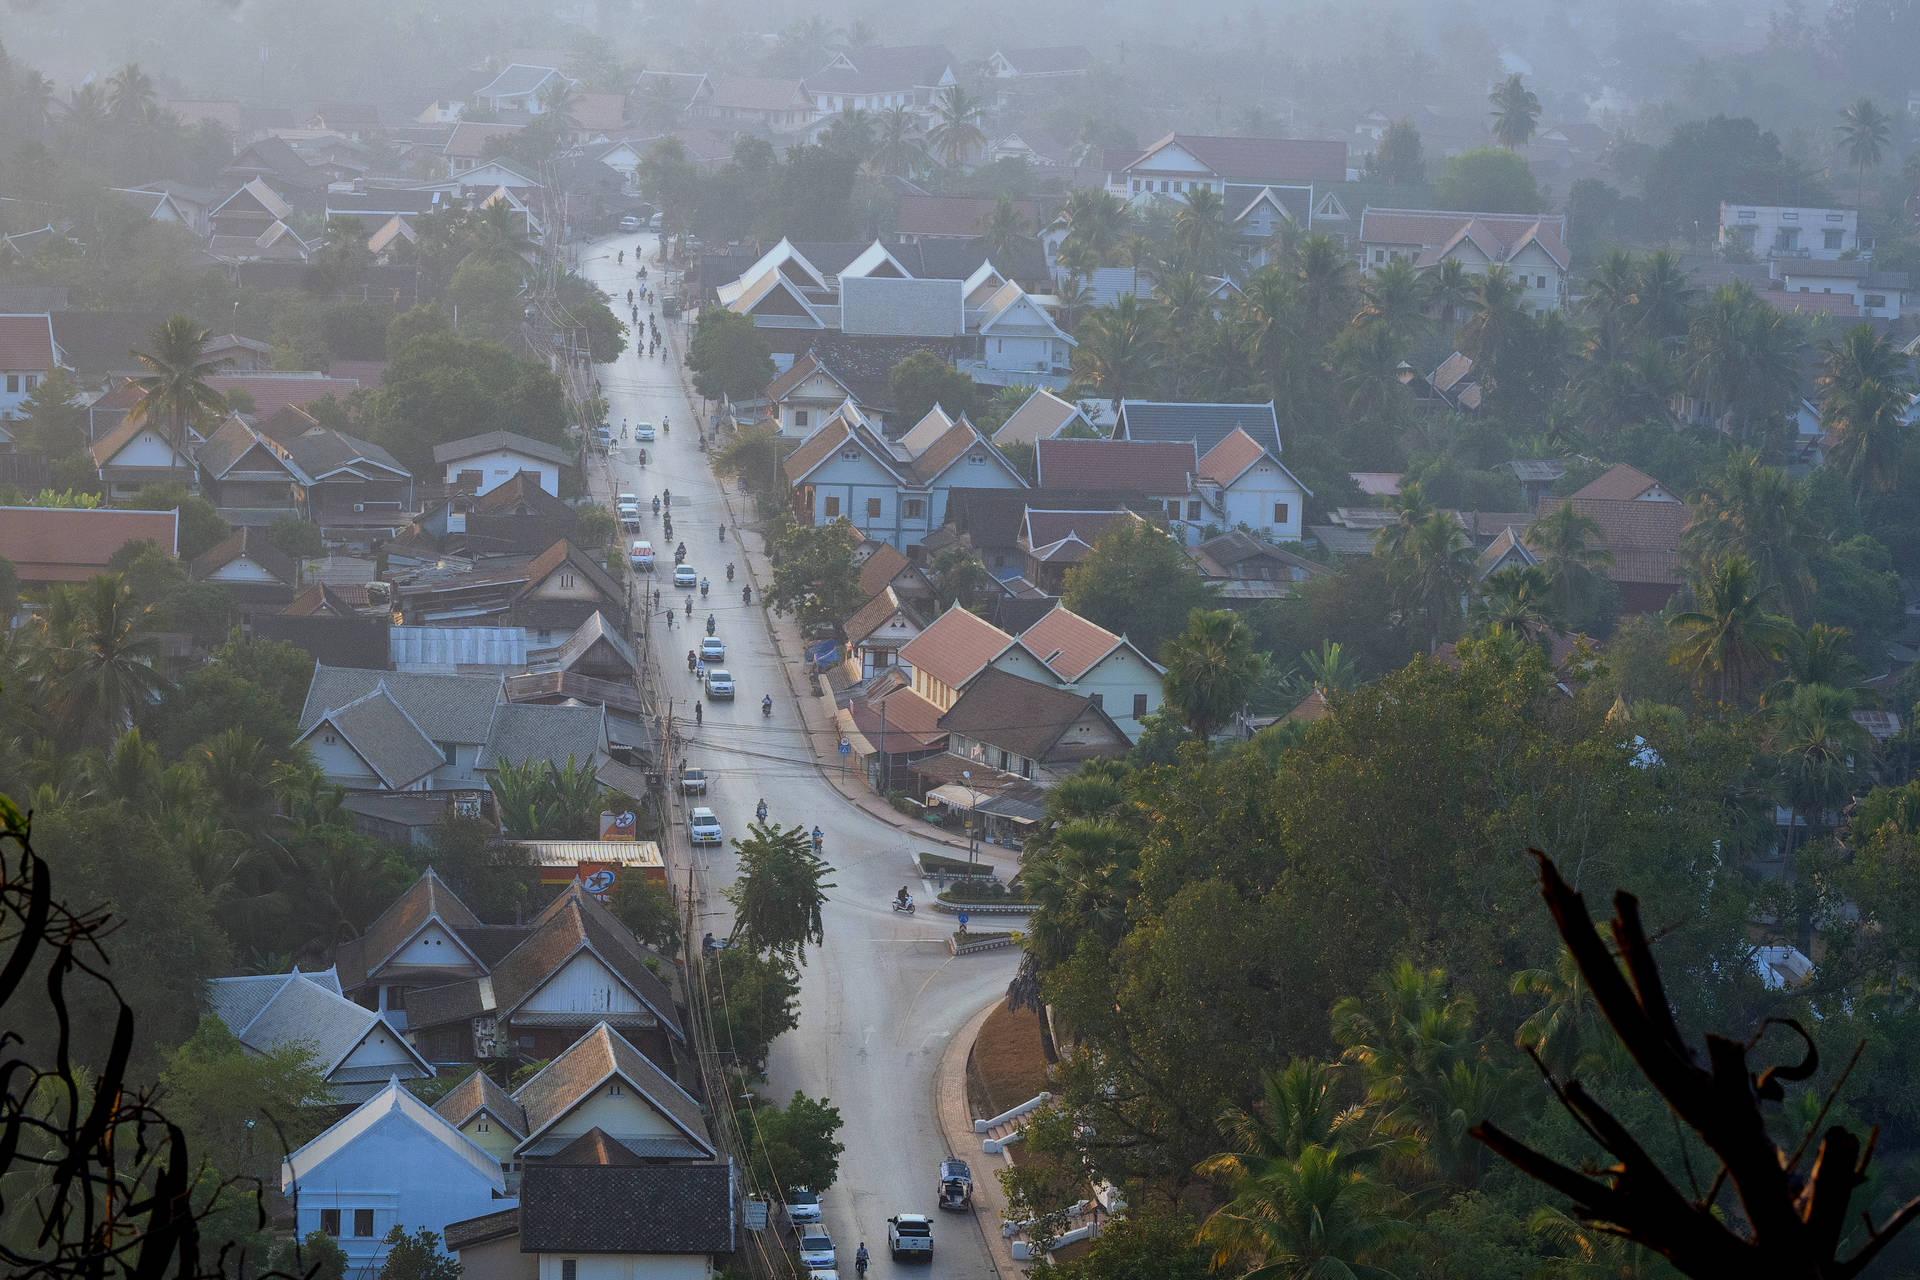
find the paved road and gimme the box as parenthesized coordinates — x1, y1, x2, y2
(582, 234, 1019, 1280)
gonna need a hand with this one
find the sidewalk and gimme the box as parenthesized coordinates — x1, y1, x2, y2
(933, 999, 1028, 1280)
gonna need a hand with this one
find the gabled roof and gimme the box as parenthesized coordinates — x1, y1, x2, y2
(208, 373, 362, 419)
(992, 46, 1093, 75)
(897, 602, 1016, 690)
(211, 177, 295, 221)
(533, 610, 636, 676)
(446, 120, 526, 157)
(994, 389, 1088, 447)
(434, 1067, 529, 1137)
(840, 276, 965, 338)
(518, 1159, 735, 1254)
(633, 69, 714, 108)
(1118, 133, 1347, 184)
(783, 409, 909, 488)
(475, 63, 568, 100)
(0, 312, 60, 371)
(475, 701, 606, 770)
(282, 582, 357, 617)
(88, 412, 198, 470)
(1018, 603, 1156, 681)
(838, 239, 913, 280)
(197, 416, 296, 481)
(0, 507, 179, 582)
(937, 666, 1126, 760)
(1036, 438, 1195, 491)
(857, 544, 914, 598)
(474, 469, 572, 518)
(897, 196, 1042, 238)
(1114, 400, 1284, 458)
(717, 238, 829, 304)
(806, 44, 956, 94)
(516, 537, 624, 610)
(192, 526, 297, 585)
(976, 282, 1074, 346)
(512, 1022, 710, 1155)
(907, 418, 1022, 488)
(433, 429, 573, 469)
(295, 682, 445, 788)
(766, 351, 857, 406)
(1569, 463, 1676, 503)
(846, 586, 925, 647)
(284, 426, 408, 481)
(1021, 507, 1149, 564)
(300, 666, 505, 747)
(489, 886, 683, 1041)
(206, 966, 340, 1034)
(331, 867, 486, 991)
(1359, 207, 1569, 270)
(725, 268, 827, 327)
(282, 1079, 504, 1193)
(1475, 526, 1538, 580)
(901, 404, 960, 456)
(1196, 426, 1313, 494)
(211, 967, 433, 1080)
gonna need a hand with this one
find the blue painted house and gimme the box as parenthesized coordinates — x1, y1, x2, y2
(782, 402, 1028, 550)
(281, 1079, 508, 1277)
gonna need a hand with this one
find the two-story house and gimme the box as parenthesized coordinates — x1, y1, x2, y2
(206, 967, 436, 1103)
(1769, 258, 1911, 319)
(1035, 437, 1198, 518)
(281, 1081, 506, 1277)
(1194, 426, 1312, 543)
(1357, 208, 1569, 315)
(329, 868, 527, 1032)
(1106, 134, 1347, 203)
(937, 666, 1131, 785)
(998, 604, 1164, 740)
(297, 667, 506, 794)
(197, 415, 303, 513)
(783, 403, 1028, 550)
(0, 313, 62, 419)
(435, 430, 573, 497)
(802, 45, 957, 117)
(89, 413, 200, 501)
(1720, 203, 1860, 260)
(972, 280, 1075, 377)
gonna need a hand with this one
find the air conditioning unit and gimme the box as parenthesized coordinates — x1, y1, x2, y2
(353, 503, 366, 512)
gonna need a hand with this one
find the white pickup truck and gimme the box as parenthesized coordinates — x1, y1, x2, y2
(887, 1214, 932, 1262)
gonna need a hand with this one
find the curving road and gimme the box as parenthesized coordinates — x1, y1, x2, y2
(580, 234, 1019, 1280)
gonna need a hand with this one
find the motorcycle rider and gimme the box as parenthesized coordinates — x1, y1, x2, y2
(742, 584, 752, 604)
(694, 702, 703, 725)
(855, 1244, 869, 1276)
(756, 798, 768, 822)
(718, 523, 726, 541)
(761, 694, 773, 715)
(726, 562, 735, 582)
(687, 649, 696, 673)
(896, 886, 911, 909)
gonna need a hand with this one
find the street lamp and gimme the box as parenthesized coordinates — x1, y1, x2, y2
(962, 768, 979, 876)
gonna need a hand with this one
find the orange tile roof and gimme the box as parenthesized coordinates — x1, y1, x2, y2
(1196, 427, 1268, 486)
(1018, 606, 1121, 680)
(781, 415, 854, 486)
(857, 544, 912, 598)
(1569, 463, 1670, 503)
(0, 506, 178, 582)
(1036, 438, 1195, 491)
(897, 602, 1015, 691)
(0, 313, 57, 370)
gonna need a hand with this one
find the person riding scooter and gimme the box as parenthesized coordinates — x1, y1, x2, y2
(855, 1244, 869, 1277)
(694, 701, 703, 725)
(726, 562, 735, 582)
(742, 584, 752, 605)
(687, 649, 696, 673)
(761, 694, 772, 717)
(756, 798, 768, 822)
(706, 613, 716, 636)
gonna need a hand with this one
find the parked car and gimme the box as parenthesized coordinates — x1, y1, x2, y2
(797, 1233, 835, 1270)
(700, 637, 725, 662)
(618, 504, 640, 532)
(592, 425, 613, 453)
(634, 421, 656, 442)
(617, 492, 638, 506)
(786, 1188, 822, 1224)
(887, 1215, 932, 1262)
(689, 807, 722, 845)
(618, 214, 642, 231)
(630, 540, 655, 569)
(680, 767, 708, 796)
(674, 565, 698, 588)
(705, 668, 735, 699)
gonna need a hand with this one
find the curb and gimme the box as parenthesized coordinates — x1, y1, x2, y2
(949, 934, 1015, 955)
(931, 999, 1027, 1280)
(932, 900, 1034, 916)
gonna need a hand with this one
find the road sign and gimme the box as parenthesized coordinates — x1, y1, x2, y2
(956, 912, 970, 926)
(838, 737, 852, 755)
(743, 1200, 770, 1231)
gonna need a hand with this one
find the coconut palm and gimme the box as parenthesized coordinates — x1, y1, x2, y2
(1667, 554, 1791, 706)
(107, 62, 155, 123)
(1581, 250, 1640, 346)
(1768, 682, 1870, 859)
(979, 192, 1029, 265)
(1528, 1204, 1667, 1279)
(1472, 564, 1560, 645)
(46, 574, 168, 748)
(1487, 73, 1541, 149)
(1836, 96, 1892, 208)
(870, 104, 924, 176)
(1161, 608, 1266, 739)
(1684, 283, 1800, 445)
(1817, 322, 1914, 499)
(1527, 501, 1613, 624)
(1052, 274, 1092, 330)
(1769, 622, 1872, 709)
(1059, 188, 1130, 268)
(1358, 258, 1425, 342)
(925, 84, 985, 168)
(1631, 249, 1693, 339)
(1374, 482, 1436, 564)
(1302, 640, 1358, 693)
(1069, 293, 1161, 408)
(1291, 234, 1357, 343)
(1460, 266, 1528, 367)
(1201, 1060, 1367, 1181)
(1510, 948, 1604, 1080)
(1681, 452, 1819, 615)
(1172, 186, 1231, 276)
(1422, 258, 1477, 332)
(818, 106, 875, 159)
(130, 316, 229, 454)
(1334, 321, 1411, 427)
(1197, 1144, 1409, 1280)
(1381, 510, 1475, 653)
(536, 76, 581, 128)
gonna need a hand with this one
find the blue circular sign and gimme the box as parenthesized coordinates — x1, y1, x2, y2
(956, 912, 970, 925)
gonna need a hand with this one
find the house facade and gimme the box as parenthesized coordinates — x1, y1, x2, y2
(89, 416, 199, 501)
(1720, 204, 1860, 260)
(1357, 208, 1569, 315)
(1106, 134, 1347, 203)
(0, 313, 61, 418)
(435, 430, 573, 497)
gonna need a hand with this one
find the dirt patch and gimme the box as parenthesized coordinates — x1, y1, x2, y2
(1048, 1236, 1095, 1265)
(967, 1002, 1052, 1119)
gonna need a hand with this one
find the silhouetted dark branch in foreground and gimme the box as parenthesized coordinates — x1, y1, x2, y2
(1473, 850, 1920, 1280)
(0, 799, 295, 1279)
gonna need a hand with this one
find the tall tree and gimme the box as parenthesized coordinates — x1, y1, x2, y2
(130, 317, 228, 455)
(725, 821, 835, 962)
(1683, 283, 1799, 445)
(1682, 452, 1819, 616)
(1061, 518, 1215, 658)
(1768, 682, 1870, 860)
(1667, 554, 1791, 705)
(925, 85, 985, 168)
(1172, 186, 1231, 276)
(686, 308, 775, 403)
(980, 192, 1030, 264)
(1835, 96, 1891, 208)
(1196, 1144, 1410, 1279)
(870, 104, 924, 176)
(1069, 295, 1161, 408)
(1160, 608, 1267, 740)
(1365, 118, 1425, 186)
(1058, 188, 1131, 267)
(1487, 73, 1541, 149)
(1816, 322, 1914, 499)
(106, 61, 155, 123)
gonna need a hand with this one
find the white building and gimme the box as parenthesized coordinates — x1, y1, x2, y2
(434, 430, 573, 497)
(1770, 258, 1911, 319)
(1357, 208, 1569, 316)
(0, 313, 61, 418)
(1720, 204, 1860, 261)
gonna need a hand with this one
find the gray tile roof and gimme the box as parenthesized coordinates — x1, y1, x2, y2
(332, 868, 488, 992)
(1115, 400, 1283, 458)
(286, 427, 408, 479)
(305, 684, 445, 789)
(519, 1161, 734, 1253)
(496, 887, 683, 1041)
(476, 701, 607, 771)
(433, 429, 574, 469)
(206, 968, 341, 1033)
(210, 969, 381, 1072)
(433, 1067, 528, 1136)
(300, 665, 504, 746)
(512, 1023, 711, 1155)
(839, 276, 964, 337)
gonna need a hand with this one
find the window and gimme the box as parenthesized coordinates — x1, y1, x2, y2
(323, 732, 337, 745)
(354, 1210, 375, 1238)
(562, 1261, 579, 1280)
(998, 749, 1011, 770)
(560, 571, 576, 589)
(1019, 757, 1032, 779)
(1272, 502, 1289, 524)
(4, 375, 15, 393)
(1782, 210, 1800, 221)
(903, 498, 925, 519)
(1186, 500, 1201, 520)
(608, 1082, 624, 1097)
(386, 986, 407, 1010)
(839, 449, 858, 460)
(434, 740, 456, 764)
(1866, 294, 1887, 308)
(1133, 693, 1149, 718)
(866, 497, 882, 519)
(824, 496, 841, 518)
(968, 452, 986, 464)
(1825, 230, 1845, 251)
(1535, 275, 1546, 289)
(23, 374, 36, 390)
(793, 410, 809, 427)
(477, 1118, 490, 1133)
(320, 1210, 341, 1237)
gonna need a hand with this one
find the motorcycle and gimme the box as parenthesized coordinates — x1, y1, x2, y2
(706, 615, 716, 636)
(755, 801, 768, 822)
(652, 497, 661, 515)
(699, 580, 710, 598)
(891, 897, 916, 915)
(638, 448, 648, 466)
(674, 547, 686, 566)
(726, 563, 735, 582)
(718, 525, 727, 542)
(761, 696, 772, 718)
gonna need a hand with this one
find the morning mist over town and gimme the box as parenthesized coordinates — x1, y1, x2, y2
(2, 1, 1920, 1278)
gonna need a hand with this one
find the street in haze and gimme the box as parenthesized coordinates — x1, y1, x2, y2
(583, 233, 1020, 1280)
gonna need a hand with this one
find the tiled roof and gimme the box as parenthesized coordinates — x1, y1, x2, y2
(285, 426, 407, 480)
(446, 121, 526, 157)
(0, 507, 179, 582)
(1037, 438, 1195, 491)
(192, 526, 297, 585)
(909, 419, 1000, 485)
(88, 412, 196, 469)
(300, 666, 504, 746)
(1474, 526, 1538, 579)
(516, 538, 624, 612)
(994, 389, 1086, 447)
(301, 683, 444, 789)
(535, 610, 635, 675)
(433, 429, 573, 468)
(765, 351, 853, 405)
(845, 586, 923, 646)
(443, 1207, 523, 1254)
(839, 276, 965, 337)
(857, 543, 913, 598)
(282, 1080, 501, 1195)
(512, 1022, 709, 1153)
(1569, 463, 1671, 503)
(848, 680, 947, 752)
(475, 701, 606, 770)
(1360, 207, 1567, 250)
(1558, 498, 1690, 586)
(1500, 459, 1568, 483)
(1115, 400, 1283, 458)
(519, 1161, 733, 1253)
(48, 310, 162, 380)
(706, 75, 805, 112)
(1017, 605, 1125, 680)
(433, 1068, 528, 1137)
(898, 602, 1016, 691)
(332, 866, 485, 990)
(211, 968, 427, 1080)
(1022, 508, 1148, 563)
(806, 44, 956, 94)
(206, 968, 340, 1037)
(492, 887, 682, 1040)
(1196, 427, 1271, 486)
(783, 415, 856, 486)
(896, 196, 1041, 238)
(207, 374, 360, 418)
(475, 63, 563, 99)
(937, 666, 1116, 760)
(1121, 133, 1347, 184)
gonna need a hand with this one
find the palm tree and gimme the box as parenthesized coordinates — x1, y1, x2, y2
(1069, 293, 1161, 408)
(1487, 73, 1541, 149)
(1836, 96, 1892, 208)
(979, 193, 1029, 265)
(1357, 259, 1425, 342)
(1510, 948, 1606, 1080)
(1769, 622, 1871, 708)
(925, 85, 985, 168)
(107, 62, 155, 123)
(1052, 274, 1092, 331)
(1201, 1060, 1366, 1182)
(1684, 283, 1799, 445)
(1681, 452, 1819, 615)
(1381, 510, 1475, 653)
(1631, 249, 1693, 339)
(1581, 250, 1640, 346)
(1768, 682, 1870, 860)
(1118, 234, 1158, 296)
(1197, 1144, 1409, 1280)
(1817, 322, 1915, 499)
(1528, 1204, 1666, 1279)
(1059, 188, 1130, 267)
(1461, 266, 1528, 367)
(870, 104, 923, 176)
(130, 316, 229, 455)
(1334, 321, 1410, 427)
(471, 199, 532, 264)
(1472, 564, 1560, 645)
(1161, 608, 1266, 739)
(1421, 258, 1476, 333)
(1667, 554, 1791, 706)
(1291, 234, 1357, 343)
(818, 106, 875, 159)
(1301, 640, 1358, 693)
(47, 574, 168, 748)
(1374, 482, 1436, 564)
(1172, 186, 1231, 276)
(1020, 820, 1137, 967)
(1527, 501, 1613, 625)
(536, 76, 582, 129)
